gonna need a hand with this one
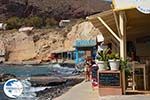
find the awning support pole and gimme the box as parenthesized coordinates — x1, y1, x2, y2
(97, 17, 121, 42)
(113, 11, 122, 38)
(119, 11, 127, 95)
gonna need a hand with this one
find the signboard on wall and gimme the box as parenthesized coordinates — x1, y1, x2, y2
(113, 0, 150, 14)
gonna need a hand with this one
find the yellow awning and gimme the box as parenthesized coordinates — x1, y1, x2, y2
(87, 8, 150, 40)
(86, 10, 119, 45)
(112, 0, 136, 11)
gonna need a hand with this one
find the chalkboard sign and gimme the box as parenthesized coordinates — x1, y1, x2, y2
(99, 71, 121, 87)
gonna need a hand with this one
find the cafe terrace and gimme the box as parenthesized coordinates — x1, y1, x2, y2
(87, 0, 150, 94)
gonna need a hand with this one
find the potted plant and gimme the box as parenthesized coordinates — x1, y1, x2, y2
(95, 48, 109, 71)
(108, 52, 120, 70)
(120, 59, 132, 89)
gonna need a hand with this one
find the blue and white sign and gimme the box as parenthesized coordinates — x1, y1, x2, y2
(74, 40, 96, 47)
(136, 0, 150, 14)
(3, 79, 23, 98)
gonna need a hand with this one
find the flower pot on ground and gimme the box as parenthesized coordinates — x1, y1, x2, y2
(108, 52, 120, 70)
(95, 48, 109, 71)
(120, 59, 132, 89)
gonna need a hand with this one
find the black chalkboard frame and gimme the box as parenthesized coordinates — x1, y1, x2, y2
(98, 71, 122, 88)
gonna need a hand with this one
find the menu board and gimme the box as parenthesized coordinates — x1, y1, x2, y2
(99, 72, 121, 87)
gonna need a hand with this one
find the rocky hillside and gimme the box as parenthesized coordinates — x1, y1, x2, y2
(0, 0, 110, 62)
(0, 20, 101, 62)
(0, 0, 110, 20)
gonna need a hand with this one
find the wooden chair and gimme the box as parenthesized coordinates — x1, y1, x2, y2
(132, 61, 146, 90)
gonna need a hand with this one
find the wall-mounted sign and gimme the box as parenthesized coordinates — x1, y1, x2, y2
(136, 0, 150, 14)
(74, 40, 96, 47)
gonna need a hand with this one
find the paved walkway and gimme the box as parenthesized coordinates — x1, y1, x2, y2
(99, 95, 150, 100)
(54, 81, 150, 100)
(54, 81, 99, 100)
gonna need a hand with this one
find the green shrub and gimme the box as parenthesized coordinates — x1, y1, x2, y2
(6, 16, 58, 29)
(120, 59, 132, 77)
(108, 52, 120, 60)
(6, 17, 22, 29)
(24, 16, 43, 28)
(96, 48, 110, 61)
(45, 18, 58, 27)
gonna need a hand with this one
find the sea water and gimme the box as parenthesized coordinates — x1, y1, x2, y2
(0, 64, 78, 100)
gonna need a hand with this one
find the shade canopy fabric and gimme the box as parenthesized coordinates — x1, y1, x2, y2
(113, 0, 137, 11)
